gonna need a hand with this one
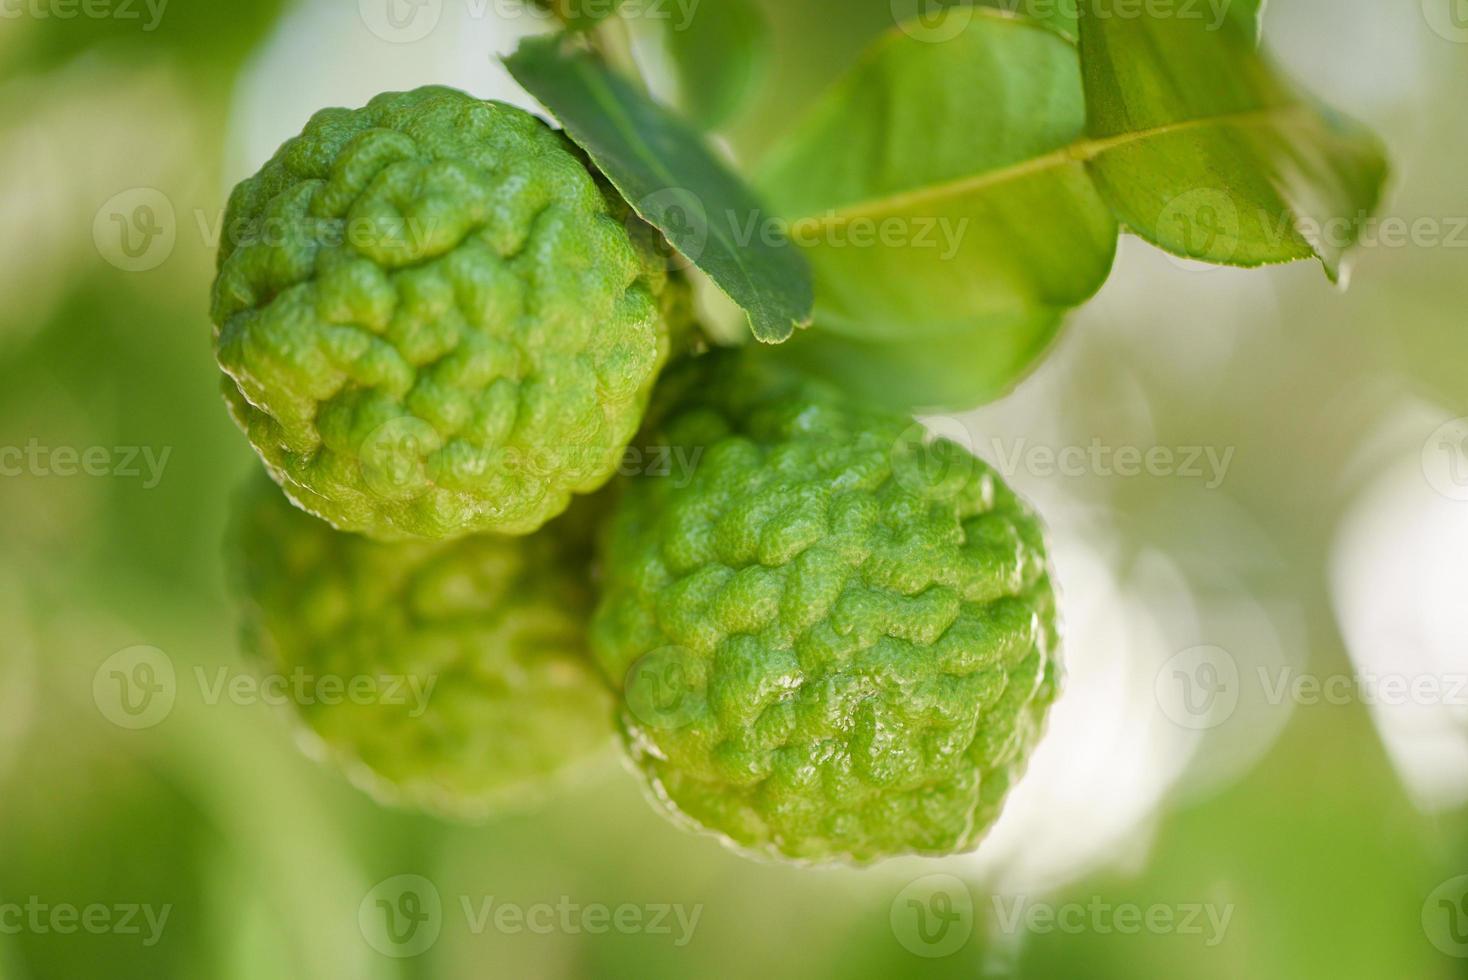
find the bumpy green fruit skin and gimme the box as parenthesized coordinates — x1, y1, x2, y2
(231, 479, 612, 819)
(591, 352, 1060, 863)
(211, 86, 687, 541)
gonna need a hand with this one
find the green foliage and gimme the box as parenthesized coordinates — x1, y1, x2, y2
(975, 0, 1266, 41)
(1077, 2, 1387, 278)
(740, 5, 1386, 407)
(664, 0, 771, 130)
(506, 35, 813, 343)
(756, 14, 1116, 408)
(504, 1, 1384, 408)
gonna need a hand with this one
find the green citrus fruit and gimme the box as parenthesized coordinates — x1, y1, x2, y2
(231, 478, 613, 819)
(211, 86, 688, 540)
(591, 351, 1061, 863)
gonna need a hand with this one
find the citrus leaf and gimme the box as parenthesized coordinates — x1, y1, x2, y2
(974, 0, 1266, 42)
(1077, 1, 1386, 280)
(974, 0, 1080, 39)
(757, 11, 1117, 346)
(778, 309, 1064, 413)
(505, 34, 813, 343)
(665, 0, 770, 130)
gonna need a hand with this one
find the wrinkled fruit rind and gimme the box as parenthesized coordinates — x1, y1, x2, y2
(591, 350, 1061, 863)
(212, 86, 688, 541)
(231, 478, 614, 819)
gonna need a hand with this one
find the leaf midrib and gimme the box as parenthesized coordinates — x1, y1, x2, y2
(788, 104, 1305, 232)
(569, 54, 784, 330)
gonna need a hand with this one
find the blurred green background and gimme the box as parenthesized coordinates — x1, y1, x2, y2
(1, 0, 1466, 976)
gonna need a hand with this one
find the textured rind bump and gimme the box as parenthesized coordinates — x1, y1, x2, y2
(211, 86, 687, 540)
(232, 479, 612, 819)
(591, 352, 1061, 863)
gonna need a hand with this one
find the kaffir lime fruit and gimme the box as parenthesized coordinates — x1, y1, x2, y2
(591, 351, 1061, 863)
(211, 86, 688, 541)
(231, 478, 612, 819)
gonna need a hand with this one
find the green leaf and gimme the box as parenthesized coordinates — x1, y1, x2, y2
(974, 0, 1266, 42)
(757, 11, 1117, 342)
(974, 0, 1080, 39)
(664, 0, 770, 130)
(505, 34, 812, 343)
(1077, 1, 1386, 280)
(778, 309, 1064, 413)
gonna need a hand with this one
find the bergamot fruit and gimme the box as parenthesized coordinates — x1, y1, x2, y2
(211, 86, 688, 541)
(231, 478, 612, 819)
(591, 351, 1060, 863)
